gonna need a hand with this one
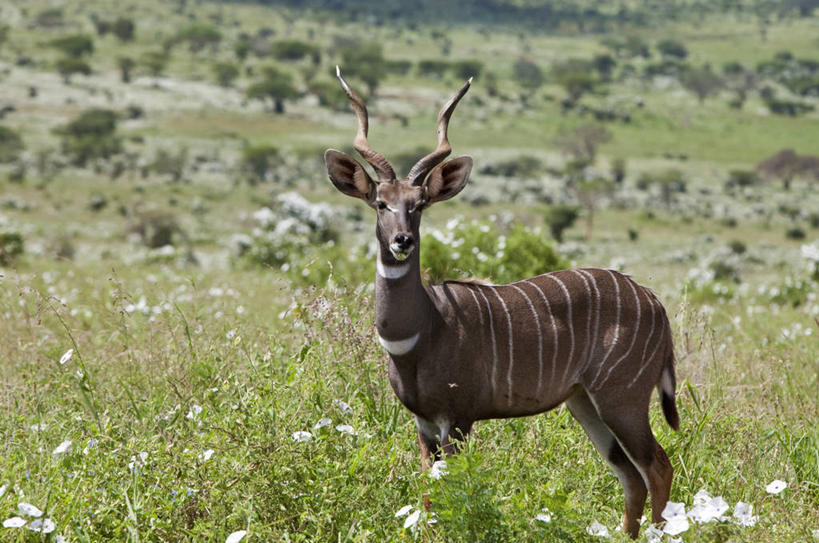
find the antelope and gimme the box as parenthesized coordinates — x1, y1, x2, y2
(324, 67, 680, 539)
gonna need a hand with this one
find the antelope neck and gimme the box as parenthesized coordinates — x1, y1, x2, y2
(375, 249, 431, 349)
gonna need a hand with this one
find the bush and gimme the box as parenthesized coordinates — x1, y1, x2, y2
(55, 109, 120, 166)
(727, 240, 746, 254)
(50, 34, 94, 57)
(130, 211, 186, 248)
(452, 59, 483, 80)
(270, 40, 320, 64)
(544, 205, 579, 243)
(0, 126, 24, 163)
(112, 17, 135, 42)
(786, 226, 806, 240)
(240, 145, 279, 184)
(418, 59, 450, 78)
(421, 219, 566, 284)
(0, 231, 24, 265)
(479, 155, 542, 178)
(173, 24, 222, 52)
(384, 59, 413, 75)
(657, 39, 687, 59)
(56, 57, 91, 83)
(212, 62, 239, 87)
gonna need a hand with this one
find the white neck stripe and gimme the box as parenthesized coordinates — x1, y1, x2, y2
(377, 257, 410, 279)
(378, 332, 420, 355)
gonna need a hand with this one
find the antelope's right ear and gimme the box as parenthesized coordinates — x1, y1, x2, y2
(325, 149, 376, 202)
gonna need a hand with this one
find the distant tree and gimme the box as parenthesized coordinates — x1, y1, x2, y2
(680, 66, 723, 103)
(246, 66, 299, 114)
(234, 36, 251, 61)
(553, 123, 612, 164)
(173, 24, 222, 53)
(118, 56, 135, 83)
(452, 59, 483, 80)
(610, 157, 626, 184)
(722, 62, 758, 109)
(0, 126, 24, 163)
(308, 80, 347, 111)
(55, 109, 120, 166)
(35, 8, 64, 28)
(575, 177, 615, 240)
(141, 50, 168, 77)
(213, 62, 239, 87)
(91, 17, 111, 36)
(657, 39, 687, 59)
(384, 59, 413, 76)
(418, 59, 451, 79)
(601, 35, 649, 59)
(50, 34, 94, 57)
(150, 147, 188, 182)
(757, 149, 818, 190)
(513, 58, 544, 100)
(112, 17, 135, 42)
(55, 57, 91, 83)
(271, 40, 320, 64)
(544, 204, 579, 242)
(591, 53, 617, 81)
(340, 43, 386, 95)
(552, 59, 598, 107)
(240, 145, 279, 184)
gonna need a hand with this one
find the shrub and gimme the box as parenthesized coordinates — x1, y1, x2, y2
(421, 219, 566, 284)
(418, 59, 451, 78)
(0, 126, 24, 163)
(240, 145, 279, 184)
(130, 211, 186, 248)
(55, 109, 120, 166)
(728, 240, 746, 254)
(212, 62, 239, 87)
(384, 59, 413, 75)
(786, 226, 806, 240)
(56, 57, 91, 83)
(50, 34, 94, 57)
(452, 59, 483, 80)
(173, 24, 222, 52)
(479, 155, 542, 178)
(657, 39, 687, 59)
(112, 17, 135, 42)
(0, 231, 24, 265)
(270, 40, 320, 64)
(141, 50, 168, 77)
(544, 205, 579, 243)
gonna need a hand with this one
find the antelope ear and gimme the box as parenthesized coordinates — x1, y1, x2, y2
(423, 156, 472, 204)
(325, 149, 376, 202)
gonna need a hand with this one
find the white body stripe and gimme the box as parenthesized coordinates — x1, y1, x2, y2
(475, 288, 498, 400)
(377, 256, 410, 280)
(598, 269, 622, 368)
(466, 287, 485, 327)
(576, 269, 601, 375)
(511, 284, 543, 396)
(629, 302, 664, 387)
(523, 280, 560, 389)
(378, 331, 420, 355)
(595, 278, 641, 388)
(489, 287, 515, 407)
(544, 274, 574, 387)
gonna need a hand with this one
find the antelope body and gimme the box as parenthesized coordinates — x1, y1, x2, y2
(324, 67, 679, 539)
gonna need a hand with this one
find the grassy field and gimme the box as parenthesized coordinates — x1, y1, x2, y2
(1, 0, 818, 541)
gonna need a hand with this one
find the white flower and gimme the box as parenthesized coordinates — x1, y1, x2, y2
(56, 535, 67, 543)
(662, 501, 689, 535)
(645, 525, 664, 543)
(403, 509, 421, 529)
(333, 400, 353, 414)
(200, 449, 215, 461)
(429, 460, 447, 480)
(0, 484, 5, 498)
(335, 424, 355, 436)
(186, 404, 203, 419)
(82, 439, 97, 455)
(59, 348, 74, 365)
(313, 417, 332, 429)
(692, 488, 712, 506)
(586, 520, 610, 537)
(225, 530, 247, 543)
(3, 517, 26, 528)
(28, 518, 56, 533)
(29, 423, 47, 432)
(394, 505, 413, 518)
(17, 503, 43, 517)
(52, 439, 72, 455)
(291, 431, 312, 442)
(732, 501, 758, 527)
(765, 479, 787, 494)
(535, 508, 551, 523)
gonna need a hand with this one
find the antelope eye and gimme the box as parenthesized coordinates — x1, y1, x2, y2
(376, 201, 387, 210)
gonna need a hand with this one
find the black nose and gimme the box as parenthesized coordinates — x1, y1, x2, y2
(394, 233, 413, 250)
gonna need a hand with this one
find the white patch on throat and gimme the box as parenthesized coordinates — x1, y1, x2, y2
(377, 256, 410, 279)
(378, 331, 419, 355)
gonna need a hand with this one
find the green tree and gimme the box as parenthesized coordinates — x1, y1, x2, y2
(553, 123, 612, 164)
(141, 50, 168, 77)
(270, 40, 320, 64)
(173, 24, 222, 53)
(240, 145, 279, 184)
(55, 57, 91, 83)
(575, 177, 615, 240)
(55, 109, 120, 166)
(681, 66, 723, 103)
(112, 17, 135, 42)
(118, 56, 135, 83)
(246, 67, 299, 114)
(213, 62, 239, 87)
(0, 126, 24, 163)
(452, 59, 483, 80)
(50, 34, 94, 57)
(513, 58, 544, 100)
(657, 39, 688, 59)
(234, 36, 251, 61)
(544, 204, 579, 243)
(341, 43, 386, 95)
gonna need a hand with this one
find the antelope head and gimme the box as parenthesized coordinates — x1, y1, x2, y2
(325, 67, 473, 263)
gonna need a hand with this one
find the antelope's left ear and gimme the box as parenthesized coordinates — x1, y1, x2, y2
(325, 149, 376, 202)
(423, 156, 472, 204)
